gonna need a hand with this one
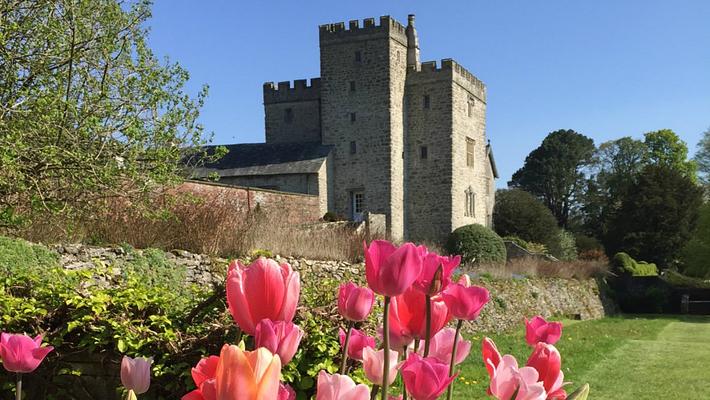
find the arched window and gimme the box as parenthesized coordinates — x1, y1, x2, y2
(464, 186, 475, 217)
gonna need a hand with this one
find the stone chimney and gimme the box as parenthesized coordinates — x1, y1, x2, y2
(406, 14, 420, 70)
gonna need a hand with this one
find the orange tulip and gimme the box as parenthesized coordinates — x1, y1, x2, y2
(214, 345, 281, 400)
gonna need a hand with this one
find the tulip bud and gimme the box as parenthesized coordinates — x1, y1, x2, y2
(525, 316, 562, 346)
(427, 264, 444, 295)
(0, 333, 54, 374)
(254, 319, 304, 365)
(121, 356, 152, 395)
(338, 282, 375, 322)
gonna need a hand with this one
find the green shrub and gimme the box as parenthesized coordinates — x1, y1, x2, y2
(493, 189, 559, 245)
(122, 247, 187, 290)
(250, 248, 274, 258)
(680, 203, 710, 278)
(446, 224, 507, 264)
(0, 236, 59, 276)
(503, 236, 547, 254)
(574, 233, 604, 254)
(548, 229, 578, 261)
(612, 252, 658, 276)
(663, 270, 710, 289)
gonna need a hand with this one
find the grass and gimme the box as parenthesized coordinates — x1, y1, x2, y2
(453, 315, 710, 399)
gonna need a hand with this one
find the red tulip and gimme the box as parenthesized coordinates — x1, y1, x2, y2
(316, 371, 370, 400)
(526, 343, 566, 399)
(441, 283, 490, 321)
(390, 287, 451, 340)
(488, 354, 546, 400)
(0, 333, 53, 373)
(525, 316, 562, 346)
(214, 345, 281, 400)
(413, 250, 460, 295)
(482, 337, 502, 380)
(182, 356, 219, 400)
(121, 356, 152, 395)
(362, 347, 400, 386)
(254, 319, 304, 365)
(339, 328, 376, 360)
(364, 240, 424, 297)
(226, 258, 300, 335)
(401, 353, 456, 400)
(278, 383, 296, 400)
(338, 282, 375, 321)
(377, 323, 414, 353)
(416, 327, 471, 365)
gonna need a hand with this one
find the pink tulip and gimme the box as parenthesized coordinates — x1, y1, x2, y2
(182, 355, 219, 400)
(488, 355, 546, 400)
(339, 328, 376, 360)
(525, 316, 562, 346)
(401, 353, 456, 400)
(214, 345, 282, 400)
(226, 258, 300, 335)
(526, 343, 566, 399)
(457, 274, 471, 287)
(377, 324, 414, 353)
(390, 287, 451, 340)
(441, 282, 490, 321)
(254, 319, 304, 365)
(362, 347, 400, 386)
(364, 240, 424, 297)
(121, 356, 152, 395)
(338, 282, 375, 321)
(316, 371, 370, 400)
(417, 327, 471, 365)
(278, 382, 296, 400)
(0, 333, 54, 373)
(482, 337, 502, 380)
(413, 250, 460, 295)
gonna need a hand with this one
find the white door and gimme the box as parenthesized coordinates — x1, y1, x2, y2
(352, 191, 365, 222)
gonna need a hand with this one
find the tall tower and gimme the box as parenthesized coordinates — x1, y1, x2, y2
(318, 17, 408, 239)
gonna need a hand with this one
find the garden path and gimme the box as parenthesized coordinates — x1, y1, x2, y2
(577, 319, 710, 399)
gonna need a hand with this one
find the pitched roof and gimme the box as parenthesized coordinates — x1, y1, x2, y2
(192, 142, 333, 177)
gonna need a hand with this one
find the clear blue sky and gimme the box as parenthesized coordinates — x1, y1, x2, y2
(148, 0, 710, 185)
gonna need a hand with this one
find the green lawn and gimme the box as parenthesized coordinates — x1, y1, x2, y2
(453, 315, 710, 399)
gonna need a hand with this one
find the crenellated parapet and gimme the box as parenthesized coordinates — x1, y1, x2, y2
(408, 59, 486, 101)
(263, 78, 321, 104)
(319, 15, 407, 44)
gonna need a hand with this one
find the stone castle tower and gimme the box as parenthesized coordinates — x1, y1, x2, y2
(221, 15, 497, 241)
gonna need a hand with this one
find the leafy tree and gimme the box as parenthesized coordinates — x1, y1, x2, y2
(0, 0, 218, 227)
(643, 129, 697, 179)
(680, 203, 710, 278)
(582, 137, 647, 238)
(606, 164, 703, 267)
(509, 129, 595, 228)
(694, 127, 710, 185)
(492, 189, 558, 246)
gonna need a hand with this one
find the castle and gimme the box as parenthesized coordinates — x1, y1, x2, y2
(195, 15, 498, 241)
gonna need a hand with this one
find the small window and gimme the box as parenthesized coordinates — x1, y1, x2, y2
(467, 98, 475, 117)
(350, 112, 356, 123)
(350, 81, 356, 92)
(423, 95, 430, 109)
(465, 187, 475, 217)
(420, 146, 428, 159)
(350, 141, 357, 154)
(355, 51, 362, 62)
(466, 138, 475, 167)
(284, 108, 294, 123)
(354, 192, 364, 213)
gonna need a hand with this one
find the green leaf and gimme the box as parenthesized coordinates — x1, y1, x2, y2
(566, 383, 590, 400)
(117, 339, 127, 353)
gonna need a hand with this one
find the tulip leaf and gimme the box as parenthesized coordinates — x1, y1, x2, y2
(566, 383, 590, 400)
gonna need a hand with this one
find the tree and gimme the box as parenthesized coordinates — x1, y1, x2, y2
(694, 127, 710, 185)
(0, 0, 217, 227)
(681, 203, 710, 278)
(643, 129, 697, 179)
(509, 129, 595, 228)
(606, 164, 703, 267)
(581, 137, 647, 238)
(492, 189, 558, 246)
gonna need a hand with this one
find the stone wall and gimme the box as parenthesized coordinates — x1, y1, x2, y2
(179, 180, 322, 225)
(263, 79, 322, 144)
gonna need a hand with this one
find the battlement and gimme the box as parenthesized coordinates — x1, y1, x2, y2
(410, 59, 486, 100)
(319, 15, 406, 43)
(263, 78, 321, 104)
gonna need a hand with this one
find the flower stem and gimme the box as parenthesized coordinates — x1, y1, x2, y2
(370, 385, 380, 400)
(402, 346, 408, 400)
(423, 294, 432, 357)
(446, 319, 464, 400)
(340, 321, 355, 374)
(381, 296, 391, 400)
(413, 338, 420, 354)
(15, 373, 22, 400)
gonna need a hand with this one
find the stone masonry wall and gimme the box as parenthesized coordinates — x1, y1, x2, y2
(263, 79, 322, 144)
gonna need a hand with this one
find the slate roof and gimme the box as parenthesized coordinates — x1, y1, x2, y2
(192, 142, 333, 177)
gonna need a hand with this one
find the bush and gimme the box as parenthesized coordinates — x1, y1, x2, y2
(612, 252, 658, 276)
(574, 233, 604, 254)
(446, 224, 506, 264)
(502, 236, 547, 254)
(680, 203, 710, 278)
(548, 229, 578, 261)
(493, 189, 559, 245)
(0, 236, 59, 276)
